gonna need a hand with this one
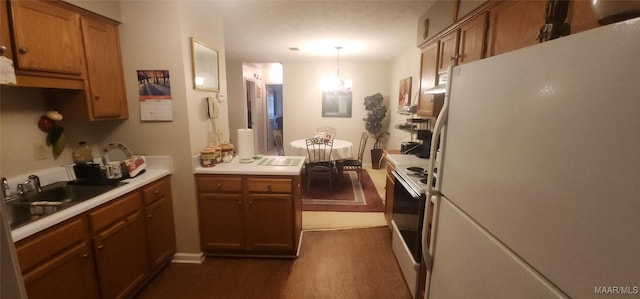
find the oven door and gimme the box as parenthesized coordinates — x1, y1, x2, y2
(391, 170, 427, 298)
(392, 170, 426, 262)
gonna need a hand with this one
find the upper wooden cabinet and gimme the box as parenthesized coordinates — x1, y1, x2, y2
(486, 0, 546, 57)
(457, 12, 488, 65)
(80, 16, 128, 120)
(3, 0, 128, 120)
(567, 0, 600, 34)
(9, 0, 84, 75)
(417, 42, 440, 117)
(437, 30, 459, 75)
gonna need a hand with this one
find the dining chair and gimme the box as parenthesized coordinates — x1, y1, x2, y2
(316, 126, 336, 140)
(336, 132, 368, 182)
(304, 137, 335, 192)
(272, 129, 284, 156)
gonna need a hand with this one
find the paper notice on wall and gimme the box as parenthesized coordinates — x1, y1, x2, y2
(0, 56, 17, 85)
(137, 69, 173, 121)
(140, 99, 173, 121)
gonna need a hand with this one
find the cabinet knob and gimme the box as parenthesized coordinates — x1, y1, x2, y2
(147, 213, 153, 219)
(237, 200, 242, 206)
(0, 46, 5, 55)
(154, 190, 161, 198)
(97, 244, 104, 250)
(216, 184, 222, 191)
(93, 95, 101, 101)
(267, 185, 272, 192)
(18, 47, 28, 54)
(82, 253, 90, 258)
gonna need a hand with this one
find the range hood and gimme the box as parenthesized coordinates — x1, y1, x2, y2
(424, 71, 448, 95)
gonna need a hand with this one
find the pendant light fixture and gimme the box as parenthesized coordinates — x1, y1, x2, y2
(335, 46, 345, 91)
(331, 46, 351, 94)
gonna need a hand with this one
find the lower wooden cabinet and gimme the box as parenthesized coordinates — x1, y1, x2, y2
(14, 175, 175, 299)
(384, 157, 395, 229)
(196, 174, 302, 257)
(90, 192, 150, 299)
(141, 177, 177, 273)
(15, 217, 100, 299)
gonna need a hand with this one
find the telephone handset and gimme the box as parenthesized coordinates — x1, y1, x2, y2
(206, 97, 219, 119)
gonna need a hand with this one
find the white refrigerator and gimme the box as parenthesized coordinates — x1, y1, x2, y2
(423, 18, 640, 298)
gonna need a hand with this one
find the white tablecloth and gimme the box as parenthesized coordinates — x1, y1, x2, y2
(288, 139, 353, 161)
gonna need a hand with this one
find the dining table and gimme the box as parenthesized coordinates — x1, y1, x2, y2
(288, 139, 353, 161)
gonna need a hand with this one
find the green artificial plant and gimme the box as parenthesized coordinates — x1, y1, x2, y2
(363, 93, 389, 149)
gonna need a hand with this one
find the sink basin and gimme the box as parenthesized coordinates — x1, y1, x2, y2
(6, 181, 128, 229)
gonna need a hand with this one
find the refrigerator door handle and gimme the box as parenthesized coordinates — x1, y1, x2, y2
(422, 195, 441, 299)
(427, 66, 453, 197)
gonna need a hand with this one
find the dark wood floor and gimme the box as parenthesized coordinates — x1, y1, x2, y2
(135, 227, 411, 299)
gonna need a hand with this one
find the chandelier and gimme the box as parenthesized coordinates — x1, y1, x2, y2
(330, 46, 351, 94)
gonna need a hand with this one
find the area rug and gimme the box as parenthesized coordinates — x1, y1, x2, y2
(302, 170, 385, 212)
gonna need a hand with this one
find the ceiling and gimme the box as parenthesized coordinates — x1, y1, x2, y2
(218, 0, 435, 62)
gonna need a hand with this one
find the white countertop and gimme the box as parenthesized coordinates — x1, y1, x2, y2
(386, 153, 431, 168)
(11, 156, 172, 242)
(194, 155, 305, 176)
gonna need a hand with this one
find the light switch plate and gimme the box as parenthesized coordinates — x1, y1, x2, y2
(34, 143, 48, 160)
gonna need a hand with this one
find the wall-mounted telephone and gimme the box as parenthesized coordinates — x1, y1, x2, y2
(206, 97, 219, 119)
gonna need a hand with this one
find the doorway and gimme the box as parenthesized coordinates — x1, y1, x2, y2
(266, 84, 283, 152)
(241, 63, 283, 155)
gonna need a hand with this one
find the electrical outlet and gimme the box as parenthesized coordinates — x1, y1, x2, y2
(34, 143, 48, 160)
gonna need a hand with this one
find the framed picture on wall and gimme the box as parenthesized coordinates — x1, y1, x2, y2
(398, 77, 412, 107)
(191, 38, 220, 91)
(322, 91, 352, 117)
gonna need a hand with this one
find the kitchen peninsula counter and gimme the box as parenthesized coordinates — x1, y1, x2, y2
(11, 156, 172, 242)
(194, 155, 304, 257)
(194, 155, 305, 175)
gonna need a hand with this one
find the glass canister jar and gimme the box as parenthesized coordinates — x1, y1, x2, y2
(72, 141, 93, 164)
(219, 141, 234, 163)
(219, 141, 234, 154)
(200, 147, 216, 167)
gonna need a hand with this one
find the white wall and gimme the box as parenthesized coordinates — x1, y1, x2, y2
(387, 46, 424, 150)
(282, 59, 391, 166)
(114, 1, 227, 255)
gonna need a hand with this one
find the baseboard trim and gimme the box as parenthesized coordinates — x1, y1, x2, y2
(171, 252, 205, 264)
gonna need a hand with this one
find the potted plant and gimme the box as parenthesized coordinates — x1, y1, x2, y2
(363, 93, 389, 169)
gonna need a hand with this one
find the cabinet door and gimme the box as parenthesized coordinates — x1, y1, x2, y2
(145, 195, 176, 272)
(17, 217, 99, 299)
(487, 0, 546, 57)
(199, 193, 246, 252)
(91, 193, 149, 299)
(9, 0, 84, 75)
(417, 42, 440, 117)
(80, 16, 128, 120)
(93, 210, 149, 299)
(22, 241, 98, 299)
(567, 0, 599, 34)
(458, 12, 488, 65)
(437, 30, 460, 74)
(246, 194, 294, 254)
(1, 0, 13, 60)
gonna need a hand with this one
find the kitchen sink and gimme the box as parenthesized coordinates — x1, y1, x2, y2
(6, 181, 128, 229)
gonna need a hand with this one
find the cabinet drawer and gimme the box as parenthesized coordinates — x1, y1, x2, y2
(16, 217, 88, 273)
(197, 175, 242, 193)
(248, 178, 292, 193)
(142, 176, 172, 206)
(89, 192, 142, 232)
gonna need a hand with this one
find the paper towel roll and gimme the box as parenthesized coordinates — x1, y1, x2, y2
(237, 128, 254, 163)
